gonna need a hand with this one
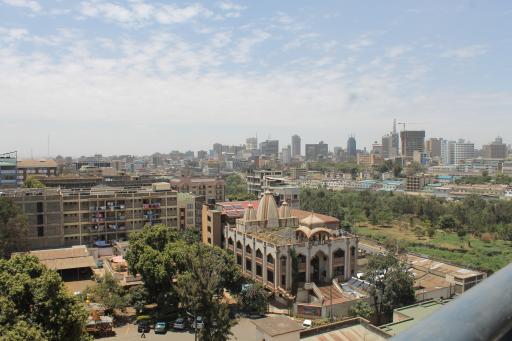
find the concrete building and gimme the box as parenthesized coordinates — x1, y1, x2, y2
(4, 183, 178, 249)
(357, 153, 383, 167)
(305, 141, 329, 161)
(260, 140, 280, 157)
(281, 145, 292, 165)
(426, 138, 443, 159)
(0, 151, 19, 188)
(203, 192, 358, 307)
(177, 192, 196, 230)
(292, 134, 301, 157)
(483, 137, 507, 159)
(246, 137, 258, 151)
(247, 169, 284, 197)
(400, 131, 425, 158)
(169, 176, 224, 202)
(17, 159, 58, 181)
(290, 168, 307, 180)
(406, 175, 431, 192)
(347, 136, 357, 157)
(441, 140, 456, 165)
(453, 140, 475, 164)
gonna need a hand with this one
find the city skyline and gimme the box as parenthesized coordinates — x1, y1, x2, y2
(1, 0, 512, 156)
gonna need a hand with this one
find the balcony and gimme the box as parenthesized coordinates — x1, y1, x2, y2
(143, 203, 161, 210)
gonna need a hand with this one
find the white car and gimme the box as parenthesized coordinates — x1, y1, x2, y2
(173, 318, 186, 330)
(302, 319, 312, 328)
(192, 316, 204, 329)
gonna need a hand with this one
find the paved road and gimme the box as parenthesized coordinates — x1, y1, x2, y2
(104, 317, 256, 340)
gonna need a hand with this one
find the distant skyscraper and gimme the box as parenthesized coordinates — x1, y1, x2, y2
(483, 137, 507, 159)
(212, 143, 223, 158)
(454, 139, 475, 164)
(426, 138, 443, 159)
(382, 120, 399, 159)
(347, 136, 357, 157)
(281, 145, 292, 165)
(441, 140, 455, 165)
(305, 141, 329, 161)
(400, 131, 425, 158)
(246, 137, 258, 151)
(259, 140, 279, 157)
(291, 134, 301, 157)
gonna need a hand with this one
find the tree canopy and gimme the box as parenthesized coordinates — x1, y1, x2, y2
(0, 197, 28, 258)
(0, 254, 90, 341)
(225, 174, 256, 201)
(365, 253, 415, 325)
(300, 188, 512, 241)
(126, 224, 243, 339)
(23, 175, 45, 188)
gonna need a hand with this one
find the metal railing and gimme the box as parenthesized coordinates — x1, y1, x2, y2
(392, 262, 512, 341)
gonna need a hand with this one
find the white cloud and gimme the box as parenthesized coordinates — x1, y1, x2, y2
(232, 30, 270, 63)
(79, 1, 212, 25)
(0, 27, 29, 42)
(1, 0, 41, 12)
(218, 1, 246, 11)
(441, 44, 487, 59)
(386, 45, 410, 58)
(346, 34, 373, 51)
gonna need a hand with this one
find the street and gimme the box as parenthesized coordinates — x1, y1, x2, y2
(103, 317, 256, 341)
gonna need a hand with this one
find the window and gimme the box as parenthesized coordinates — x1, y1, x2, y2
(256, 264, 262, 277)
(267, 270, 274, 283)
(37, 226, 44, 237)
(37, 215, 44, 225)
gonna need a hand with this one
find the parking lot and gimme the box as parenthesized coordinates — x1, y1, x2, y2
(104, 317, 256, 340)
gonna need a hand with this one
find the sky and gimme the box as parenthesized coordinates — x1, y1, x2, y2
(1, 0, 511, 157)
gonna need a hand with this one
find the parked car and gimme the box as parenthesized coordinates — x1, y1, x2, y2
(154, 322, 167, 334)
(173, 318, 186, 330)
(137, 321, 150, 333)
(192, 316, 204, 330)
(302, 319, 312, 328)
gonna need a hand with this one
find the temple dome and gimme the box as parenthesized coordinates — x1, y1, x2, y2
(300, 212, 326, 228)
(256, 190, 279, 225)
(279, 201, 291, 218)
(243, 203, 257, 221)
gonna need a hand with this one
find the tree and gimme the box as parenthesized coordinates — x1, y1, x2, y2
(438, 214, 458, 230)
(0, 254, 90, 341)
(176, 244, 235, 341)
(365, 253, 415, 325)
(225, 174, 256, 201)
(83, 273, 129, 313)
(125, 224, 179, 300)
(0, 197, 28, 258)
(348, 300, 374, 321)
(129, 285, 149, 313)
(23, 175, 45, 188)
(239, 283, 268, 315)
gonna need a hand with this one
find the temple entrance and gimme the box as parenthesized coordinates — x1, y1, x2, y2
(310, 251, 328, 284)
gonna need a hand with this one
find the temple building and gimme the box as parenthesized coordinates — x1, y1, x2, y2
(202, 191, 360, 314)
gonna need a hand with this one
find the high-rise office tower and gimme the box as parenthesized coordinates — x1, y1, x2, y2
(305, 141, 329, 161)
(347, 136, 357, 157)
(292, 135, 301, 157)
(483, 137, 507, 159)
(281, 145, 292, 165)
(212, 143, 223, 158)
(454, 139, 475, 164)
(426, 138, 443, 159)
(246, 137, 258, 151)
(441, 140, 455, 165)
(400, 131, 425, 158)
(259, 140, 279, 157)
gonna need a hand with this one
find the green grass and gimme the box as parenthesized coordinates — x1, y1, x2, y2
(355, 224, 512, 273)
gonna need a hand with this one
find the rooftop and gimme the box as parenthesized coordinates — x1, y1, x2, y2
(28, 245, 96, 271)
(300, 318, 390, 341)
(251, 315, 303, 337)
(380, 299, 451, 336)
(407, 254, 484, 279)
(17, 159, 58, 168)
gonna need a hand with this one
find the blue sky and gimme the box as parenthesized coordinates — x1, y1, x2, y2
(1, 0, 511, 157)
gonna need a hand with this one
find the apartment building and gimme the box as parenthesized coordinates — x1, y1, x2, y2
(169, 176, 224, 202)
(177, 192, 197, 230)
(247, 169, 284, 197)
(4, 183, 178, 249)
